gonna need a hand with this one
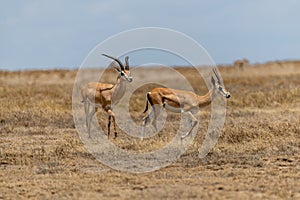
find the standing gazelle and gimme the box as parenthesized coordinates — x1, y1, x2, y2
(141, 68, 230, 139)
(81, 54, 133, 138)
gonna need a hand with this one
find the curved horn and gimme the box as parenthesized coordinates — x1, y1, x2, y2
(125, 56, 129, 70)
(102, 54, 125, 70)
(212, 68, 222, 84)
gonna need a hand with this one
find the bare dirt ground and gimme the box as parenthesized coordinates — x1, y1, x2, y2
(0, 61, 300, 199)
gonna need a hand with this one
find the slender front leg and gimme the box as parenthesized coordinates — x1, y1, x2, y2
(84, 100, 89, 128)
(112, 115, 117, 138)
(107, 109, 117, 138)
(181, 111, 198, 139)
(107, 115, 112, 138)
(87, 106, 97, 138)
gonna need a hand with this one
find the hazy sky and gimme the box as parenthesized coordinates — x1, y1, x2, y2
(1, 1, 299, 70)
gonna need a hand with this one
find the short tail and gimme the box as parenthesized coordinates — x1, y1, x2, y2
(143, 92, 152, 113)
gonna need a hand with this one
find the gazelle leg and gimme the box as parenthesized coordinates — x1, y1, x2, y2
(87, 106, 97, 138)
(181, 111, 198, 139)
(84, 100, 89, 128)
(106, 109, 117, 138)
(107, 115, 112, 138)
(112, 115, 117, 138)
(151, 105, 161, 132)
(141, 107, 154, 138)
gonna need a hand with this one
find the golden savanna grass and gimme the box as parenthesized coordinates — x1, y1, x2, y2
(0, 62, 299, 199)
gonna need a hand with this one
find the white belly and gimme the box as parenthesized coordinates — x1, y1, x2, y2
(163, 103, 182, 113)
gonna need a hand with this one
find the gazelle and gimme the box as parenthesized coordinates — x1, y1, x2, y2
(141, 68, 230, 139)
(81, 54, 132, 138)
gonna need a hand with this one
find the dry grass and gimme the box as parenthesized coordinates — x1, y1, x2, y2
(0, 61, 300, 199)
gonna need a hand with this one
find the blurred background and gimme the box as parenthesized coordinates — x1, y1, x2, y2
(1, 0, 300, 70)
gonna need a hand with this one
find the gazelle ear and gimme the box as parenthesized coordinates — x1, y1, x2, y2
(125, 56, 129, 70)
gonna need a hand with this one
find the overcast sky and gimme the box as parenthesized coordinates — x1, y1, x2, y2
(1, 1, 299, 70)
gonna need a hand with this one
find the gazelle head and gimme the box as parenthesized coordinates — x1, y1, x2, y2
(102, 54, 133, 82)
(211, 68, 231, 98)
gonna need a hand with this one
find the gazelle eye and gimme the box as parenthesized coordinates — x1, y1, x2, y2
(121, 71, 125, 76)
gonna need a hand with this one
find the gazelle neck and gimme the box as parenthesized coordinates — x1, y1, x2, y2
(111, 75, 127, 103)
(197, 88, 215, 108)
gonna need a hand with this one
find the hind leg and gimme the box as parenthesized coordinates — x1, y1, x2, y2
(151, 105, 161, 132)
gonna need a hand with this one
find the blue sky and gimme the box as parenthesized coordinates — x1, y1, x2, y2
(1, 1, 300, 70)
